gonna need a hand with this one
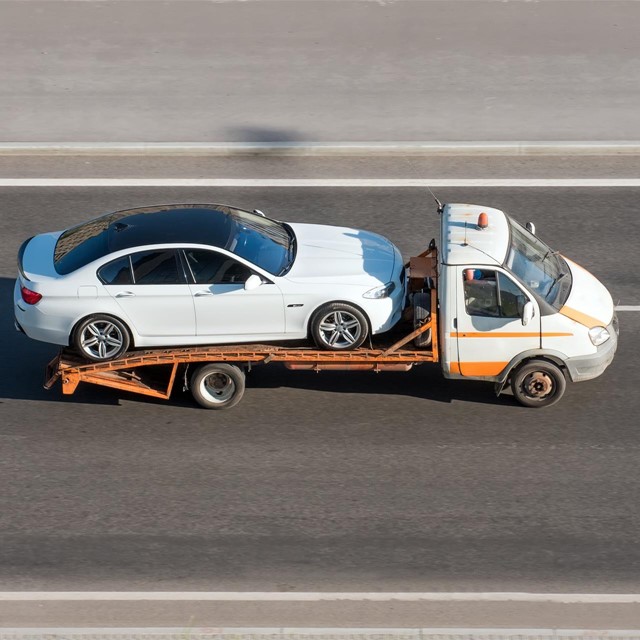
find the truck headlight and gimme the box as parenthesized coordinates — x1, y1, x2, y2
(363, 282, 396, 299)
(589, 326, 610, 346)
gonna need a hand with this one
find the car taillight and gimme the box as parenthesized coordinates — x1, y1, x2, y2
(21, 286, 42, 305)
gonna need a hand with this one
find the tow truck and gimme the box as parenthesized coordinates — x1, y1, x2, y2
(44, 202, 618, 409)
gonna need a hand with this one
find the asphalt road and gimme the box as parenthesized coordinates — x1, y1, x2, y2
(1, 0, 639, 142)
(1, 178, 638, 606)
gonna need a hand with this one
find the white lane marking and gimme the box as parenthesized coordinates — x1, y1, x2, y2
(1, 178, 640, 187)
(2, 630, 640, 639)
(2, 141, 640, 156)
(616, 306, 640, 311)
(5, 592, 640, 602)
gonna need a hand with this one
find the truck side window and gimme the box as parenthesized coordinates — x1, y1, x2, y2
(497, 272, 527, 318)
(463, 269, 528, 318)
(463, 269, 499, 317)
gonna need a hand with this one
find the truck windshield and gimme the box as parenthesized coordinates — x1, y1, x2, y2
(505, 219, 571, 309)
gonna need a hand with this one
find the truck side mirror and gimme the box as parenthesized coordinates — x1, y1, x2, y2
(244, 274, 263, 291)
(521, 300, 535, 326)
(526, 222, 536, 235)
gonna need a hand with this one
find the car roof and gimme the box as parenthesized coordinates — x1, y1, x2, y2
(53, 204, 250, 274)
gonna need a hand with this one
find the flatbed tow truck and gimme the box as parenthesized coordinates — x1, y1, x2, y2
(43, 203, 619, 409)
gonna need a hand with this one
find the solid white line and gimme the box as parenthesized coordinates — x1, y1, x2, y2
(2, 629, 640, 639)
(1, 141, 640, 156)
(616, 306, 640, 311)
(4, 592, 640, 602)
(1, 178, 640, 187)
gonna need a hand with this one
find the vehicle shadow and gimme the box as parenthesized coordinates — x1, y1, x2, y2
(0, 277, 119, 405)
(245, 362, 511, 407)
(2, 276, 509, 408)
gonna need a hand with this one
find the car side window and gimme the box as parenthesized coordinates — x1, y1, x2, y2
(184, 249, 253, 284)
(130, 250, 185, 285)
(463, 269, 527, 318)
(98, 256, 133, 285)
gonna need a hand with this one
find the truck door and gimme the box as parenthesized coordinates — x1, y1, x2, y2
(454, 266, 540, 378)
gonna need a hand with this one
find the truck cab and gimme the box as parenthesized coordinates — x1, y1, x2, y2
(436, 203, 618, 406)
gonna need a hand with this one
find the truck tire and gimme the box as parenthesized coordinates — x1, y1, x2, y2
(190, 363, 245, 410)
(311, 302, 368, 350)
(510, 360, 566, 408)
(413, 292, 432, 348)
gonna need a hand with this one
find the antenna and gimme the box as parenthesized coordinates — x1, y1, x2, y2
(427, 187, 443, 214)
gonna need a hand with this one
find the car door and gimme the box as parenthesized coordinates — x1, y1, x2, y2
(100, 249, 196, 337)
(454, 266, 540, 377)
(183, 248, 285, 338)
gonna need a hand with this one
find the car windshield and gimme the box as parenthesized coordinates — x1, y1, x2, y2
(505, 218, 571, 309)
(224, 209, 294, 276)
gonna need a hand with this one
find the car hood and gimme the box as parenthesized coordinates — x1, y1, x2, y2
(284, 223, 398, 285)
(560, 257, 614, 328)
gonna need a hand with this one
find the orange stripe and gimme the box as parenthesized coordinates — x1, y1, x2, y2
(450, 332, 572, 338)
(559, 305, 604, 329)
(449, 361, 508, 376)
(459, 361, 509, 376)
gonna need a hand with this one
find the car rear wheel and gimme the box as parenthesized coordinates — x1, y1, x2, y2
(73, 314, 131, 362)
(311, 302, 368, 350)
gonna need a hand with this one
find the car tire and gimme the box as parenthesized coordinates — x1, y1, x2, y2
(73, 314, 131, 362)
(190, 363, 245, 410)
(412, 292, 432, 348)
(311, 302, 369, 350)
(510, 359, 567, 408)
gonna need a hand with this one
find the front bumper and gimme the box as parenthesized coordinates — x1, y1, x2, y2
(565, 315, 619, 382)
(367, 279, 406, 334)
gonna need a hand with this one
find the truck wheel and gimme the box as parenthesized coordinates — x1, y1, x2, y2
(73, 314, 130, 362)
(311, 302, 368, 350)
(190, 363, 245, 410)
(413, 292, 432, 348)
(510, 360, 566, 408)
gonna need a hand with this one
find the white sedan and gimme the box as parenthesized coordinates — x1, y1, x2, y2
(14, 204, 406, 361)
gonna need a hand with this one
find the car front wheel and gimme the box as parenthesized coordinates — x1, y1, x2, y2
(311, 302, 368, 350)
(73, 314, 131, 362)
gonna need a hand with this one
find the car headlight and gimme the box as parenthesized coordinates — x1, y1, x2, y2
(589, 326, 610, 346)
(363, 282, 396, 299)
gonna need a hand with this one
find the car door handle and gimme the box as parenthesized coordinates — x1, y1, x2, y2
(115, 291, 135, 298)
(194, 290, 214, 297)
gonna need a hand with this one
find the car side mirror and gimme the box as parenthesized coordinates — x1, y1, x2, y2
(244, 274, 262, 291)
(521, 300, 535, 326)
(526, 222, 536, 235)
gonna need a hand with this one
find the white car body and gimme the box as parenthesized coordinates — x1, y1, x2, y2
(14, 205, 406, 353)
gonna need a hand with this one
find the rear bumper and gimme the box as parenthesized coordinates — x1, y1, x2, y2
(13, 278, 71, 346)
(565, 316, 618, 382)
